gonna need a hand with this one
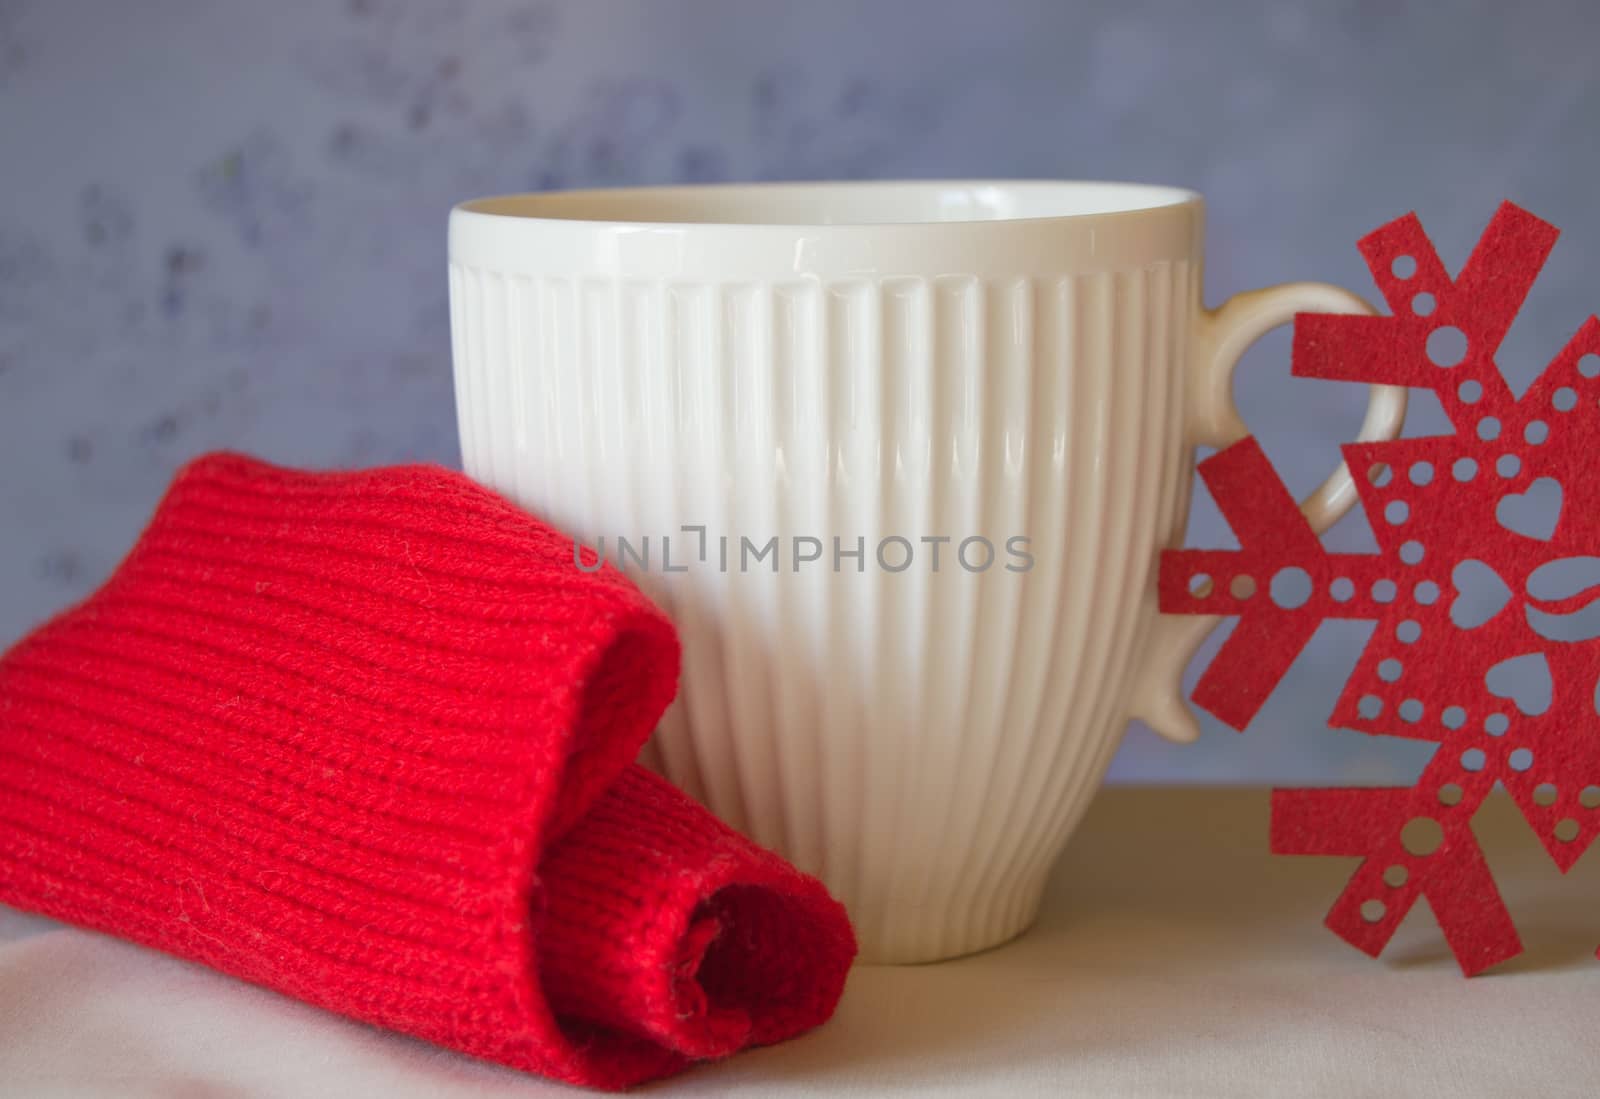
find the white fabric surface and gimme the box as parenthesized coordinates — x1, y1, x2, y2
(3, 788, 1598, 1097)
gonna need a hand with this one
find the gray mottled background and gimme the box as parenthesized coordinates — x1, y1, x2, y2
(2, 0, 1597, 782)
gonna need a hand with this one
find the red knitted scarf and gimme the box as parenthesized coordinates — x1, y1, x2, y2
(0, 454, 855, 1089)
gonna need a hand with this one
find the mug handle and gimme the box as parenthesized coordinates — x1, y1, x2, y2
(1127, 282, 1408, 744)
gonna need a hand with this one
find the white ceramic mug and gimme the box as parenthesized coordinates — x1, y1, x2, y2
(448, 181, 1406, 963)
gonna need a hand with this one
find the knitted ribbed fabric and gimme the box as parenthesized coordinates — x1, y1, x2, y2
(0, 454, 855, 1090)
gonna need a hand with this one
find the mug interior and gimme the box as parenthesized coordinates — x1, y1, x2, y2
(457, 180, 1197, 228)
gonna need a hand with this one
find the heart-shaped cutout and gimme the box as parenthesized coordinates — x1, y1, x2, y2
(1451, 559, 1512, 630)
(1485, 652, 1553, 716)
(1496, 476, 1562, 541)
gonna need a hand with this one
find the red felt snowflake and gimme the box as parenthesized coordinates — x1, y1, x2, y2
(1159, 202, 1600, 975)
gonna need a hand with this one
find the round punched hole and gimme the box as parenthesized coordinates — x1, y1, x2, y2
(1360, 899, 1387, 923)
(1402, 816, 1445, 856)
(1379, 658, 1403, 683)
(1459, 379, 1483, 404)
(1330, 577, 1356, 602)
(1534, 783, 1559, 807)
(1385, 500, 1410, 525)
(1368, 463, 1393, 487)
(1427, 325, 1468, 366)
(1485, 713, 1510, 736)
(1555, 818, 1581, 843)
(1383, 864, 1409, 888)
(1509, 747, 1535, 772)
(1461, 747, 1486, 771)
(1400, 540, 1425, 565)
(1230, 574, 1257, 600)
(1358, 695, 1384, 720)
(1392, 255, 1418, 279)
(1442, 705, 1466, 729)
(1409, 461, 1435, 486)
(1414, 580, 1440, 605)
(1580, 786, 1600, 810)
(1453, 457, 1478, 482)
(1396, 619, 1422, 644)
(1372, 579, 1398, 604)
(1554, 386, 1578, 412)
(1580, 353, 1600, 379)
(1497, 453, 1521, 478)
(1271, 567, 1312, 610)
(1437, 784, 1464, 808)
(1189, 573, 1213, 598)
(1400, 698, 1425, 723)
(1477, 416, 1501, 441)
(1525, 420, 1549, 445)
(1413, 292, 1437, 318)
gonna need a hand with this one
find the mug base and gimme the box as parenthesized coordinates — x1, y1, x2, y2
(851, 880, 1046, 965)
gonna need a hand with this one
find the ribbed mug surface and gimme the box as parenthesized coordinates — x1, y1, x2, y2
(450, 182, 1205, 962)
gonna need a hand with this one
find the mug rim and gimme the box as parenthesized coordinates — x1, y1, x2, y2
(450, 179, 1205, 279)
(453, 179, 1202, 231)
